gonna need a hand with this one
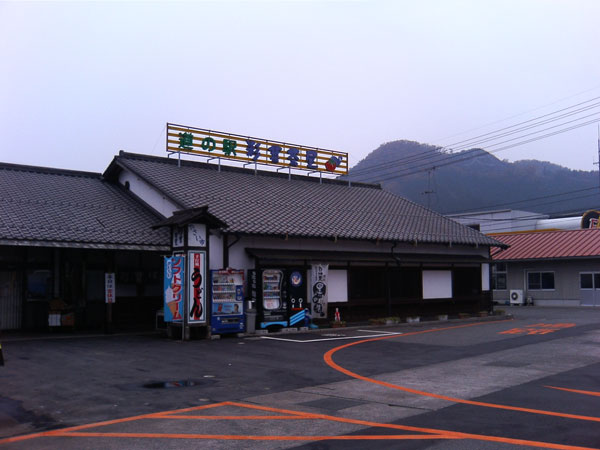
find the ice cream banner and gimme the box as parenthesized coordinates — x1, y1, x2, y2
(188, 251, 207, 324)
(311, 263, 328, 318)
(164, 256, 185, 322)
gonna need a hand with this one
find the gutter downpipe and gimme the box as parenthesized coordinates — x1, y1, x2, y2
(223, 232, 241, 268)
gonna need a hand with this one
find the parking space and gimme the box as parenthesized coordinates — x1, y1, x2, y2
(258, 328, 403, 343)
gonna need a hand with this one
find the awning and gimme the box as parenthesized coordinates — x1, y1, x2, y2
(245, 248, 490, 265)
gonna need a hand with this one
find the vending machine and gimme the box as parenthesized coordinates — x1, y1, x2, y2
(210, 269, 245, 334)
(250, 268, 307, 330)
(286, 269, 308, 327)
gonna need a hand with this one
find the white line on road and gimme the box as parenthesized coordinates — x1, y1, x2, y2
(260, 331, 402, 343)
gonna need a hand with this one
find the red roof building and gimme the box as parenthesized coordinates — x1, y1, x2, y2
(488, 229, 600, 307)
(491, 229, 600, 261)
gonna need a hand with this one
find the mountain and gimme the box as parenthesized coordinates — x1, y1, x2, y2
(346, 140, 599, 216)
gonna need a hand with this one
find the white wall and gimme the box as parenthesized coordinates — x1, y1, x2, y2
(481, 263, 490, 291)
(422, 270, 452, 299)
(118, 170, 180, 218)
(328, 270, 348, 303)
(209, 233, 223, 270)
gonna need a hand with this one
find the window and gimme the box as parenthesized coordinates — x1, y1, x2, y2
(579, 273, 600, 290)
(349, 268, 386, 299)
(453, 267, 481, 296)
(580, 273, 593, 289)
(27, 269, 52, 299)
(527, 271, 554, 290)
(492, 263, 507, 290)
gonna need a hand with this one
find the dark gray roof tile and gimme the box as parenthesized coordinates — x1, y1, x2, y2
(111, 152, 503, 248)
(0, 162, 169, 249)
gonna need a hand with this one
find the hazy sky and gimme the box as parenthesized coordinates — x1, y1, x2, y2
(1, 0, 600, 176)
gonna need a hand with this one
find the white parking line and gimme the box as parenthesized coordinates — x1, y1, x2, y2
(260, 331, 402, 343)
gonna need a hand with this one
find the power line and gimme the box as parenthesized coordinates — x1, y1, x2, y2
(351, 116, 600, 183)
(445, 186, 599, 215)
(431, 83, 600, 143)
(444, 97, 600, 150)
(347, 95, 600, 180)
(340, 93, 600, 219)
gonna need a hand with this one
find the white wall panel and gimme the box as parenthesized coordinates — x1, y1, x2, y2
(423, 270, 452, 299)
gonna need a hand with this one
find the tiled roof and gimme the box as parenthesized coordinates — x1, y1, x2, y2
(153, 206, 227, 229)
(109, 152, 504, 248)
(491, 228, 600, 261)
(0, 162, 169, 250)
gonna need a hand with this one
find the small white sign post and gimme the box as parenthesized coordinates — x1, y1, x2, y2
(105, 273, 116, 333)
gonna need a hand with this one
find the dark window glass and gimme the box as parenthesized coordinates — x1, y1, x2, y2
(453, 267, 481, 296)
(492, 263, 507, 290)
(580, 274, 593, 289)
(594, 274, 600, 290)
(541, 272, 555, 290)
(27, 269, 52, 299)
(493, 273, 507, 290)
(494, 263, 507, 273)
(528, 272, 554, 290)
(349, 268, 386, 299)
(528, 272, 541, 290)
(389, 268, 421, 299)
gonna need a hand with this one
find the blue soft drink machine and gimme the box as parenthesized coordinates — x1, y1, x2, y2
(210, 269, 245, 334)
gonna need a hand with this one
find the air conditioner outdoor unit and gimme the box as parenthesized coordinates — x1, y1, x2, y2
(510, 289, 524, 305)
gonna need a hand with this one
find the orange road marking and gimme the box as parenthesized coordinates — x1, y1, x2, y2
(499, 323, 576, 336)
(224, 401, 600, 450)
(0, 402, 229, 445)
(51, 431, 600, 449)
(152, 415, 311, 420)
(324, 321, 600, 423)
(545, 386, 600, 397)
(2, 400, 599, 450)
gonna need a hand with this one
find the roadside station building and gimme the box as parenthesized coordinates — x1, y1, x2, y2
(104, 149, 505, 324)
(0, 125, 506, 331)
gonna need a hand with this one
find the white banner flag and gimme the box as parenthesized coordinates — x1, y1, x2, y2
(311, 264, 328, 319)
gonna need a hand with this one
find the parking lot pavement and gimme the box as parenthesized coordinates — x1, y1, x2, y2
(0, 306, 599, 449)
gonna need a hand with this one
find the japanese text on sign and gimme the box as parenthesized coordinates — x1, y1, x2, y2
(105, 273, 115, 304)
(166, 123, 348, 175)
(164, 256, 185, 322)
(499, 323, 575, 335)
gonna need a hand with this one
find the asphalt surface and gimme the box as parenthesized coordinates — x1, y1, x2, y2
(0, 306, 599, 449)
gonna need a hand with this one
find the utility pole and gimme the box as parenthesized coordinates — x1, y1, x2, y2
(421, 168, 436, 209)
(595, 125, 600, 190)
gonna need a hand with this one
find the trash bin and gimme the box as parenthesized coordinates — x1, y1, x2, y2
(245, 308, 257, 334)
